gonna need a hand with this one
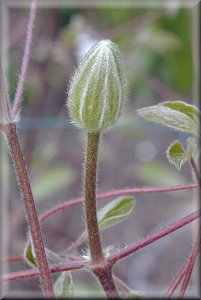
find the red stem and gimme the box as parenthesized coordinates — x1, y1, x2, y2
(0, 62, 11, 122)
(4, 123, 54, 297)
(165, 255, 190, 299)
(2, 209, 200, 282)
(179, 230, 201, 298)
(107, 209, 201, 266)
(11, 0, 36, 120)
(190, 157, 201, 188)
(2, 260, 85, 281)
(39, 184, 198, 223)
(1, 256, 22, 263)
(3, 184, 199, 267)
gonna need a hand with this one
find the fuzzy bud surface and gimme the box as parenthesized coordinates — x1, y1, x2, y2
(67, 40, 127, 132)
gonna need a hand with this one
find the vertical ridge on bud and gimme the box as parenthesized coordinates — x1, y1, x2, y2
(67, 39, 127, 132)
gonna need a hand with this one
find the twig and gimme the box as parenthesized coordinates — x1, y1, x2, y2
(39, 183, 198, 223)
(0, 62, 11, 122)
(4, 123, 54, 297)
(165, 255, 190, 299)
(11, 0, 36, 120)
(2, 260, 86, 281)
(190, 157, 201, 188)
(107, 209, 201, 266)
(179, 229, 201, 298)
(2, 209, 200, 282)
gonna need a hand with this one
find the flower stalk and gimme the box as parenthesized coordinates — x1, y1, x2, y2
(84, 132, 104, 264)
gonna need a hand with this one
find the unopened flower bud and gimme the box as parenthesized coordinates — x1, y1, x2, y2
(67, 40, 127, 132)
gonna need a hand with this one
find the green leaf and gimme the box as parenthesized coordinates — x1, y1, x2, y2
(24, 240, 62, 267)
(97, 196, 134, 231)
(166, 137, 197, 171)
(54, 272, 74, 299)
(136, 101, 200, 135)
(162, 101, 201, 122)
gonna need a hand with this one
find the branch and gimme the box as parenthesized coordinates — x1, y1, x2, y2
(11, 0, 36, 120)
(166, 255, 191, 299)
(0, 62, 11, 122)
(107, 209, 201, 266)
(2, 260, 86, 281)
(39, 183, 198, 223)
(179, 229, 201, 298)
(190, 157, 201, 188)
(4, 123, 54, 297)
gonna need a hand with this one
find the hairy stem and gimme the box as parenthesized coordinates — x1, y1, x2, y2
(84, 132, 104, 264)
(93, 264, 120, 298)
(3, 260, 86, 281)
(3, 123, 54, 297)
(190, 157, 201, 187)
(39, 184, 198, 223)
(0, 62, 11, 122)
(108, 209, 201, 266)
(11, 0, 36, 120)
(179, 228, 201, 298)
(83, 132, 120, 298)
(165, 255, 190, 299)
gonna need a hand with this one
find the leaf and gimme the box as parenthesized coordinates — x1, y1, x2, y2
(24, 242, 36, 267)
(54, 272, 74, 299)
(166, 137, 197, 171)
(24, 240, 62, 267)
(136, 101, 200, 135)
(97, 196, 134, 231)
(162, 101, 201, 122)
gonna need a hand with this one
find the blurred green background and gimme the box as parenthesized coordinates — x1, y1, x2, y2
(1, 1, 199, 298)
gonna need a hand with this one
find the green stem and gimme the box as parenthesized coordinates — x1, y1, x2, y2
(3, 123, 54, 298)
(84, 132, 104, 264)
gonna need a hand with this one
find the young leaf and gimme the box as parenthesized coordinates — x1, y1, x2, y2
(24, 239, 62, 267)
(97, 196, 134, 231)
(136, 101, 200, 135)
(24, 242, 37, 267)
(54, 272, 74, 299)
(162, 101, 201, 122)
(166, 137, 197, 171)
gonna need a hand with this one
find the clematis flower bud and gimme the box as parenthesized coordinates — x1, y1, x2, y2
(67, 40, 127, 132)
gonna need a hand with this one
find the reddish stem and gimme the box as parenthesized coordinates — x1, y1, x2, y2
(83, 132, 104, 264)
(4, 123, 54, 297)
(166, 255, 190, 299)
(1, 256, 22, 263)
(0, 62, 11, 122)
(190, 157, 201, 188)
(11, 0, 36, 120)
(2, 209, 200, 282)
(92, 263, 119, 298)
(108, 209, 201, 266)
(179, 231, 201, 298)
(39, 184, 198, 223)
(2, 260, 85, 281)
